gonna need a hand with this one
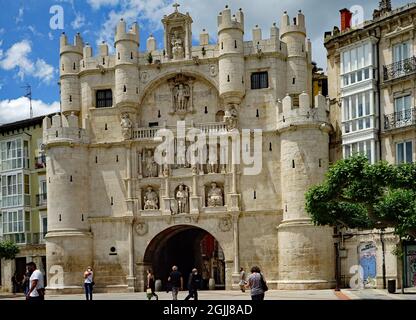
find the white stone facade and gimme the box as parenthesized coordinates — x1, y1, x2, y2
(43, 6, 335, 293)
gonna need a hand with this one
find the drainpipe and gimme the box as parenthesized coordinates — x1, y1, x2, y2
(375, 29, 387, 290)
(375, 30, 382, 161)
(380, 229, 387, 289)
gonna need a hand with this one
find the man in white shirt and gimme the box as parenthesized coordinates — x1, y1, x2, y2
(26, 262, 45, 301)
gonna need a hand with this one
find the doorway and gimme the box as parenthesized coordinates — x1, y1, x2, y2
(143, 225, 225, 290)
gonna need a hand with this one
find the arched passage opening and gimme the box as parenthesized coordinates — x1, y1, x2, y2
(143, 225, 225, 290)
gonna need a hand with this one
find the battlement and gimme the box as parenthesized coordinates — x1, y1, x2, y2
(115, 19, 139, 45)
(277, 92, 330, 132)
(43, 113, 89, 145)
(217, 5, 244, 33)
(280, 10, 306, 36)
(60, 32, 83, 55)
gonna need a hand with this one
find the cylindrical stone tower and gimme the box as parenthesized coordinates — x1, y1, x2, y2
(217, 6, 245, 105)
(60, 32, 83, 116)
(114, 19, 140, 111)
(44, 113, 92, 293)
(277, 92, 335, 289)
(280, 11, 309, 98)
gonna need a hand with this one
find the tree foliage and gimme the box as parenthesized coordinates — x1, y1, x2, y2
(305, 155, 416, 239)
(0, 240, 20, 260)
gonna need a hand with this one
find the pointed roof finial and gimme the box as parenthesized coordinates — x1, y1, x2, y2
(173, 3, 180, 12)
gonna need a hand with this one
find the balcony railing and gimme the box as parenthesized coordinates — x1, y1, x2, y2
(36, 193, 47, 207)
(133, 123, 227, 140)
(384, 108, 416, 130)
(383, 56, 416, 81)
(35, 155, 46, 169)
(1, 232, 47, 245)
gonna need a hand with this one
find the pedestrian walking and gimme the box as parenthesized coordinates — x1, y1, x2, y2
(184, 268, 201, 300)
(25, 262, 45, 301)
(84, 266, 94, 300)
(168, 266, 183, 300)
(146, 269, 158, 300)
(12, 272, 19, 295)
(246, 266, 267, 301)
(22, 269, 31, 296)
(239, 267, 247, 292)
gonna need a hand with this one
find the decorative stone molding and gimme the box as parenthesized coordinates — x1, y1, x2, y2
(219, 216, 232, 232)
(134, 220, 148, 236)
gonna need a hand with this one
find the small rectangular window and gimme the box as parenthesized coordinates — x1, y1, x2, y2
(96, 89, 113, 108)
(397, 141, 413, 164)
(251, 71, 268, 90)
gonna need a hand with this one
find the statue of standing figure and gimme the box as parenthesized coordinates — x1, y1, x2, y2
(173, 83, 190, 112)
(207, 182, 223, 207)
(176, 184, 189, 214)
(224, 105, 238, 131)
(143, 186, 159, 210)
(144, 150, 158, 177)
(171, 31, 184, 60)
(120, 113, 133, 139)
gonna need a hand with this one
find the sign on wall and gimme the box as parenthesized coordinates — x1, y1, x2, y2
(359, 242, 377, 288)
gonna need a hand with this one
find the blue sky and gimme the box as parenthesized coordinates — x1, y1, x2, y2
(0, 0, 412, 123)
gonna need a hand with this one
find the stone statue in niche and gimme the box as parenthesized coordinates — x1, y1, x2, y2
(168, 74, 194, 116)
(175, 184, 189, 214)
(120, 113, 133, 139)
(143, 186, 159, 210)
(173, 83, 190, 112)
(144, 150, 158, 177)
(175, 139, 189, 168)
(171, 31, 184, 60)
(207, 182, 223, 207)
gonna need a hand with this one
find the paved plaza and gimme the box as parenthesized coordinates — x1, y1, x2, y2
(1, 289, 416, 300)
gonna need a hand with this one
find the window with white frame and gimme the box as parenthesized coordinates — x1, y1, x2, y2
(1, 209, 30, 243)
(393, 42, 410, 63)
(0, 173, 30, 208)
(344, 140, 373, 163)
(394, 95, 412, 123)
(0, 138, 30, 171)
(341, 43, 374, 88)
(343, 91, 373, 133)
(396, 141, 413, 164)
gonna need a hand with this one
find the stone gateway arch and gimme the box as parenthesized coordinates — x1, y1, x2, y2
(43, 5, 334, 293)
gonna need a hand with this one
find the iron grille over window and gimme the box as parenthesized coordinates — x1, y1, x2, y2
(96, 89, 113, 108)
(251, 72, 268, 89)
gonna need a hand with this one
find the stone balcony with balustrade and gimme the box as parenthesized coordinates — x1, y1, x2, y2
(132, 122, 227, 140)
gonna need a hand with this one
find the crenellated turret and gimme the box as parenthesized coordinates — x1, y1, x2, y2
(114, 19, 140, 110)
(60, 32, 83, 116)
(277, 92, 329, 131)
(280, 10, 310, 99)
(199, 29, 209, 46)
(276, 92, 334, 289)
(217, 5, 245, 105)
(43, 113, 92, 292)
(146, 34, 156, 52)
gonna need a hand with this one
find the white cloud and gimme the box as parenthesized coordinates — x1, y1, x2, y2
(28, 25, 43, 37)
(0, 97, 60, 124)
(48, 32, 54, 40)
(15, 7, 24, 24)
(33, 59, 55, 83)
(88, 0, 120, 10)
(96, 0, 172, 48)
(0, 40, 55, 84)
(0, 40, 33, 80)
(71, 12, 86, 29)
